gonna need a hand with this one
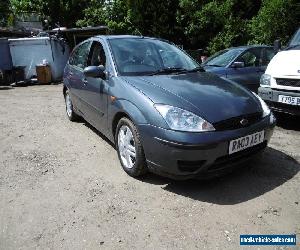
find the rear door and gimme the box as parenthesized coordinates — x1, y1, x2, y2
(79, 40, 110, 132)
(67, 41, 91, 114)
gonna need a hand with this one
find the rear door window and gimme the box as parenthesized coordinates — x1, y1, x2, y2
(262, 48, 275, 66)
(69, 41, 91, 69)
(236, 47, 275, 67)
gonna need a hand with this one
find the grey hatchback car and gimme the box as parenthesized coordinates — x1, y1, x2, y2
(63, 35, 276, 179)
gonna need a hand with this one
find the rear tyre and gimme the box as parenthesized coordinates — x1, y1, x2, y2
(116, 117, 148, 177)
(65, 89, 79, 121)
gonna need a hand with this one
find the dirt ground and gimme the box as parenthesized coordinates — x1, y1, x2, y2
(0, 84, 299, 250)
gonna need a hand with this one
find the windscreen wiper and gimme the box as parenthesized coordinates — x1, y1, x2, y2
(205, 64, 222, 67)
(185, 66, 206, 73)
(173, 66, 206, 75)
(149, 67, 187, 76)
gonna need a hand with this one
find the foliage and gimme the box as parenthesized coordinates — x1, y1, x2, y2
(9, 0, 42, 13)
(126, 0, 181, 41)
(0, 0, 10, 26)
(207, 16, 247, 54)
(177, 0, 263, 53)
(77, 0, 181, 41)
(4, 0, 300, 55)
(248, 0, 300, 45)
(9, 0, 89, 27)
(76, 0, 132, 34)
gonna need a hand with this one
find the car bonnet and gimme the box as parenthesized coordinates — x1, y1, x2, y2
(121, 72, 262, 124)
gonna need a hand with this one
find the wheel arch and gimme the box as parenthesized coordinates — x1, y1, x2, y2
(110, 99, 148, 138)
(112, 112, 130, 138)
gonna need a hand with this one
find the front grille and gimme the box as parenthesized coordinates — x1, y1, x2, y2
(213, 112, 262, 131)
(208, 141, 267, 171)
(266, 101, 300, 115)
(276, 78, 300, 87)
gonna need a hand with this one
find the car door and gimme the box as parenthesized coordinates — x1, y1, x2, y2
(67, 41, 91, 114)
(259, 47, 275, 72)
(226, 48, 264, 92)
(79, 40, 110, 132)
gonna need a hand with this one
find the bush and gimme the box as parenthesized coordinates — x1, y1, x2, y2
(248, 0, 300, 45)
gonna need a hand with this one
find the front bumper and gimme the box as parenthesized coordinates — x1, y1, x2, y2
(139, 116, 275, 180)
(258, 87, 300, 116)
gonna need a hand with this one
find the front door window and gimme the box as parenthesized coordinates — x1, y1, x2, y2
(87, 41, 107, 68)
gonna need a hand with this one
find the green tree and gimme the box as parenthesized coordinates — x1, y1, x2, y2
(248, 0, 300, 45)
(0, 0, 11, 26)
(9, 0, 42, 13)
(177, 0, 262, 53)
(45, 0, 89, 27)
(9, 0, 88, 28)
(8, 0, 300, 54)
(77, 0, 181, 42)
(126, 0, 181, 40)
(207, 16, 247, 54)
(77, 0, 132, 34)
(181, 0, 234, 50)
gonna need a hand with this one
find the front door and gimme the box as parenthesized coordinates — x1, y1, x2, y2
(226, 48, 266, 92)
(80, 40, 109, 132)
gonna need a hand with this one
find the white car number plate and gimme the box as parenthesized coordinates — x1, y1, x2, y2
(229, 131, 265, 155)
(278, 95, 300, 106)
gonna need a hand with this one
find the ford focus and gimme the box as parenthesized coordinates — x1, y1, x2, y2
(63, 35, 276, 179)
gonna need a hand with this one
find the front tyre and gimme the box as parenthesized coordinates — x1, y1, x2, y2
(64, 89, 79, 121)
(116, 117, 148, 177)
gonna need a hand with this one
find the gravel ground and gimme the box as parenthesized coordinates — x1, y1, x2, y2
(0, 84, 299, 250)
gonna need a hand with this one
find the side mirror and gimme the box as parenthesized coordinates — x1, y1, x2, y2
(274, 39, 281, 53)
(83, 65, 106, 79)
(231, 61, 245, 68)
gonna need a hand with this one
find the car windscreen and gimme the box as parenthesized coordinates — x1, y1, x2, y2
(109, 38, 199, 76)
(204, 48, 244, 67)
(202, 49, 228, 65)
(286, 28, 300, 50)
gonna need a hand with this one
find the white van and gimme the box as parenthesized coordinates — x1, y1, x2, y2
(258, 28, 300, 116)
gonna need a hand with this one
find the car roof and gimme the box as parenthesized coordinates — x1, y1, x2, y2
(91, 36, 273, 50)
(95, 35, 167, 41)
(93, 35, 174, 45)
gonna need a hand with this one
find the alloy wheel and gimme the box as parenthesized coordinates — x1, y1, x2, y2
(65, 93, 72, 117)
(117, 125, 136, 169)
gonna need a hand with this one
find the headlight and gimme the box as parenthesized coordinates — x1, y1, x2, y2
(260, 74, 271, 86)
(154, 104, 215, 132)
(252, 92, 271, 117)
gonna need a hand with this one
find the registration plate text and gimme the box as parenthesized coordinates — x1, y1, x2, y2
(229, 131, 265, 155)
(278, 95, 300, 106)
